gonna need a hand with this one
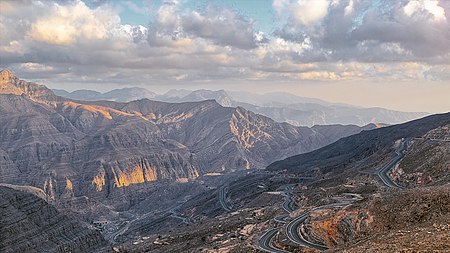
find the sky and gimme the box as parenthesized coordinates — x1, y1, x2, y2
(0, 0, 449, 112)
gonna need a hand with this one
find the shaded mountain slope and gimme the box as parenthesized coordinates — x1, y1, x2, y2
(0, 186, 106, 253)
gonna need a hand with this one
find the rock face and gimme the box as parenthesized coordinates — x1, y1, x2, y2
(0, 69, 371, 200)
(0, 186, 107, 253)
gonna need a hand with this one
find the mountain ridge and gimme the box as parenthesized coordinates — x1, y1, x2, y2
(267, 111, 450, 174)
(52, 84, 428, 127)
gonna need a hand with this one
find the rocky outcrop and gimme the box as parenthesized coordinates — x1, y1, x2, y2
(0, 186, 107, 253)
(304, 187, 450, 249)
(0, 69, 62, 105)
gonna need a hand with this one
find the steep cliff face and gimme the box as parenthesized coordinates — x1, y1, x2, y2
(0, 70, 371, 200)
(0, 186, 107, 253)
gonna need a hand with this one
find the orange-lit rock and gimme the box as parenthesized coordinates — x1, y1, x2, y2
(112, 163, 158, 188)
(92, 170, 106, 192)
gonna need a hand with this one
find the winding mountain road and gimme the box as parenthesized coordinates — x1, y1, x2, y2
(377, 139, 408, 188)
(259, 139, 410, 252)
(106, 196, 193, 243)
(273, 214, 289, 224)
(285, 211, 328, 251)
(219, 185, 233, 211)
(258, 228, 291, 253)
(258, 184, 297, 253)
(281, 184, 296, 213)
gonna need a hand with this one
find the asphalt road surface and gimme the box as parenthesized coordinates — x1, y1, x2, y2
(258, 228, 291, 253)
(281, 184, 295, 213)
(219, 185, 233, 211)
(377, 139, 407, 188)
(285, 210, 328, 251)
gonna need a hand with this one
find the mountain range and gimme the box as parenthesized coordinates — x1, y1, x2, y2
(53, 87, 428, 127)
(110, 111, 450, 252)
(1, 69, 449, 252)
(0, 69, 371, 201)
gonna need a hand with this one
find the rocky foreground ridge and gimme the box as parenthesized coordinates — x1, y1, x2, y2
(0, 186, 106, 253)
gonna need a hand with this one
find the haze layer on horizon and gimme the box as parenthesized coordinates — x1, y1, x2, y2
(0, 0, 449, 113)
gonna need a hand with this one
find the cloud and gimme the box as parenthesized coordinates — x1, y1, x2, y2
(182, 6, 258, 50)
(344, 0, 354, 16)
(290, 0, 331, 26)
(275, 0, 450, 64)
(146, 2, 259, 50)
(27, 1, 119, 45)
(403, 0, 446, 21)
(0, 0, 448, 90)
(273, 0, 289, 14)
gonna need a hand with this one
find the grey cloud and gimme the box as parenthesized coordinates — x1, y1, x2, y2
(182, 6, 257, 50)
(275, 0, 450, 64)
(146, 2, 259, 50)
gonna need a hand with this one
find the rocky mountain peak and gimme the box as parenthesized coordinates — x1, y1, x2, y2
(0, 69, 60, 105)
(0, 69, 22, 95)
(0, 69, 17, 84)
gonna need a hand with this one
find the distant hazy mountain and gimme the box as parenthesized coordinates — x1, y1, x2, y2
(53, 87, 156, 102)
(158, 89, 192, 99)
(227, 90, 332, 106)
(158, 89, 427, 126)
(157, 89, 233, 107)
(233, 101, 428, 127)
(54, 87, 428, 127)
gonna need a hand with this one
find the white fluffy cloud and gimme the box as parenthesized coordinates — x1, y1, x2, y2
(290, 0, 331, 26)
(27, 1, 118, 45)
(404, 0, 446, 21)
